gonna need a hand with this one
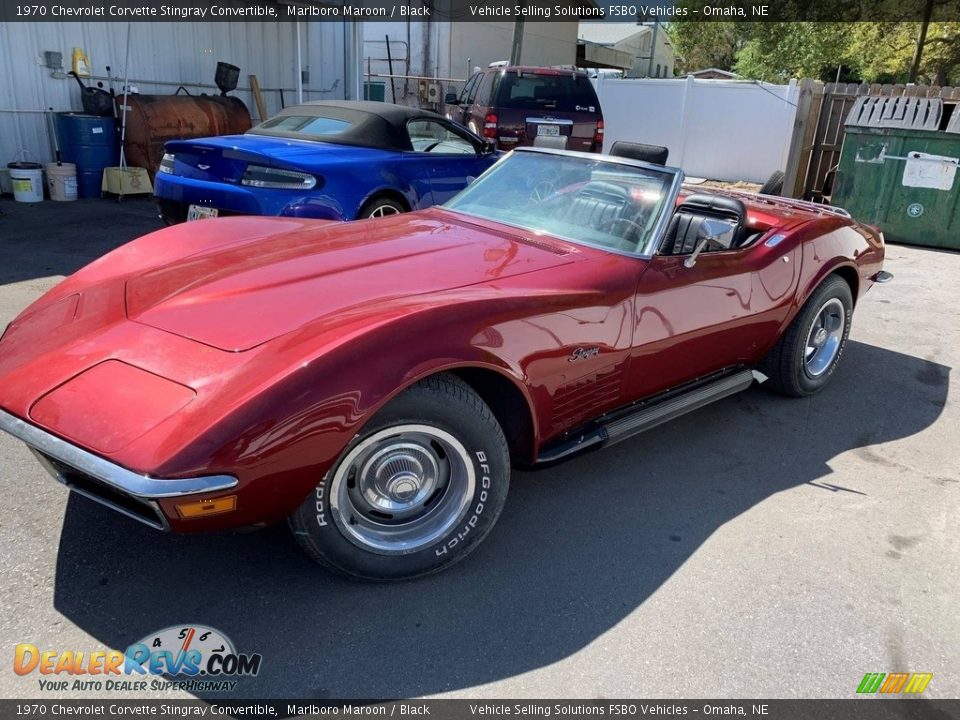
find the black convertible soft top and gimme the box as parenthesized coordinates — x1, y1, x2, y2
(246, 101, 447, 151)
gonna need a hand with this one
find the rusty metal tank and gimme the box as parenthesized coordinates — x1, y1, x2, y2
(116, 94, 251, 179)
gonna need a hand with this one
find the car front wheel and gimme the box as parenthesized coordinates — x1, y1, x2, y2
(761, 274, 854, 397)
(289, 374, 510, 581)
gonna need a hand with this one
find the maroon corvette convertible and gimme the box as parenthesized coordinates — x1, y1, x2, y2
(0, 148, 889, 580)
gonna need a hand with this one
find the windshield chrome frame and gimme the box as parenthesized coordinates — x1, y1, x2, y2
(448, 146, 684, 260)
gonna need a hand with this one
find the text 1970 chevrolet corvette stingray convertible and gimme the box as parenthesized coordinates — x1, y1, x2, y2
(0, 148, 889, 580)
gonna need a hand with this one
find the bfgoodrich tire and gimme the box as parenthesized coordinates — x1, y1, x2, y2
(289, 374, 510, 581)
(761, 274, 854, 397)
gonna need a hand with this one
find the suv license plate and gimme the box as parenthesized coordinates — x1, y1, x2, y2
(537, 125, 560, 137)
(187, 205, 219, 221)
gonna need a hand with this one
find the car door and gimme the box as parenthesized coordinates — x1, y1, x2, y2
(465, 71, 495, 135)
(405, 118, 493, 205)
(455, 73, 481, 126)
(624, 230, 802, 401)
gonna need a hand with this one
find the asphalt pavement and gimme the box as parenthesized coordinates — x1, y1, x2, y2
(0, 195, 957, 700)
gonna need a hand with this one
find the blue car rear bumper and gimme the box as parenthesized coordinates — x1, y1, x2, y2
(154, 173, 358, 223)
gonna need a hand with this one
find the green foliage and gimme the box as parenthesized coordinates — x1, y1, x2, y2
(668, 21, 960, 85)
(666, 21, 744, 73)
(848, 22, 960, 84)
(734, 24, 853, 82)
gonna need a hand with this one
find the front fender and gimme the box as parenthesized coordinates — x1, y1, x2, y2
(157, 301, 540, 530)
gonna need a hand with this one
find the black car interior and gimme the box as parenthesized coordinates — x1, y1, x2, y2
(660, 194, 748, 255)
(547, 180, 656, 252)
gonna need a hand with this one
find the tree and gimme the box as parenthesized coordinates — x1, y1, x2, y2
(667, 22, 745, 74)
(849, 22, 960, 84)
(733, 23, 854, 82)
(669, 20, 960, 85)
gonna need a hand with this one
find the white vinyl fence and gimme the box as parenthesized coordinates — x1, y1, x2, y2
(595, 76, 800, 184)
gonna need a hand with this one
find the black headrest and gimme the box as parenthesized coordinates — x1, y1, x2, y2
(609, 141, 669, 166)
(577, 181, 628, 202)
(677, 194, 746, 226)
(533, 135, 568, 150)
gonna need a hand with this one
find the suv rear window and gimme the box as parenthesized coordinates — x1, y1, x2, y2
(494, 72, 600, 113)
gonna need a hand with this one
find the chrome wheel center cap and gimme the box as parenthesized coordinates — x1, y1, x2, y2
(360, 446, 438, 513)
(813, 327, 828, 347)
(387, 474, 421, 502)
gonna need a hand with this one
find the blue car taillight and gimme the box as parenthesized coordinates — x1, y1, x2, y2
(158, 153, 175, 175)
(241, 165, 318, 190)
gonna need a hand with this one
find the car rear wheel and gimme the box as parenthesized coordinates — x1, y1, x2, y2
(289, 374, 510, 581)
(761, 274, 853, 397)
(358, 196, 405, 219)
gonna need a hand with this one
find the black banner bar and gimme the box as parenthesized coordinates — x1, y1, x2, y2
(2, 700, 959, 720)
(3, 0, 960, 22)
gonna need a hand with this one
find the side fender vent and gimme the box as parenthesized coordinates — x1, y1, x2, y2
(552, 366, 622, 428)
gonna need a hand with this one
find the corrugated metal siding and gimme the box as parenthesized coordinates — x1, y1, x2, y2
(0, 21, 349, 166)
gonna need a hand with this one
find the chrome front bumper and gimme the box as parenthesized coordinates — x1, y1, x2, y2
(0, 408, 237, 530)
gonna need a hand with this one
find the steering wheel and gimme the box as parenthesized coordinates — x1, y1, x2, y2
(530, 180, 556, 203)
(422, 140, 443, 152)
(597, 217, 647, 248)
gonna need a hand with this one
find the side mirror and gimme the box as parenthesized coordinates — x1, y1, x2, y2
(480, 137, 497, 154)
(444, 93, 460, 105)
(684, 217, 737, 268)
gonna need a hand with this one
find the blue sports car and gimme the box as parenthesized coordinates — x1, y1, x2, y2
(154, 101, 500, 224)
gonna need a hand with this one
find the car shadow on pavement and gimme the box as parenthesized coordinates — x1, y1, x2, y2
(52, 340, 949, 699)
(0, 197, 161, 287)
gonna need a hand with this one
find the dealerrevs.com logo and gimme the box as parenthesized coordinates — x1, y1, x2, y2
(14, 624, 262, 693)
(857, 672, 933, 695)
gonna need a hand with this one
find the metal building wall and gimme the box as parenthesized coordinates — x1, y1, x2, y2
(361, 21, 579, 107)
(0, 21, 351, 167)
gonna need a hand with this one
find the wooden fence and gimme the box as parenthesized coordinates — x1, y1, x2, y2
(785, 82, 960, 200)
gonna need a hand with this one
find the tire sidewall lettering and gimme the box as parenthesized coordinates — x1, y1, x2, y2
(314, 484, 327, 528)
(435, 448, 493, 557)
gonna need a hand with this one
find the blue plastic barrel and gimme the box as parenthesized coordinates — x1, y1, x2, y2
(54, 113, 119, 198)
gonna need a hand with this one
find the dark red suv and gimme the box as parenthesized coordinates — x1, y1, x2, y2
(445, 66, 604, 153)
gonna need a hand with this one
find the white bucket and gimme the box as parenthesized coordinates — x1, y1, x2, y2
(45, 162, 78, 202)
(8, 162, 44, 203)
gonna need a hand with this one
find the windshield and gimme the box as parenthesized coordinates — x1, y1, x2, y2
(495, 72, 600, 112)
(444, 151, 679, 255)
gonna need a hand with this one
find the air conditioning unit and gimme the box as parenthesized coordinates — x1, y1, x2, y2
(418, 81, 444, 104)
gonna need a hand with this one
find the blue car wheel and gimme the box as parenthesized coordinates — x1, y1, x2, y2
(358, 196, 406, 219)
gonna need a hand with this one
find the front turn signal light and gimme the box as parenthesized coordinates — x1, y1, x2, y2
(176, 495, 237, 519)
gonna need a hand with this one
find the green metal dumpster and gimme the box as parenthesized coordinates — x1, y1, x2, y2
(832, 96, 960, 250)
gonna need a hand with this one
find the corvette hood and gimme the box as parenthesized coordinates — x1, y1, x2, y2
(125, 212, 576, 351)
